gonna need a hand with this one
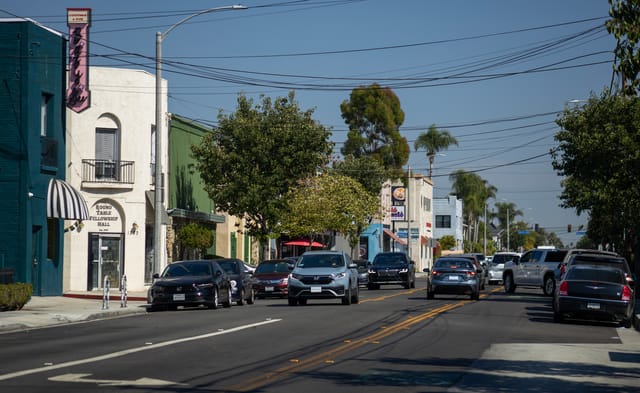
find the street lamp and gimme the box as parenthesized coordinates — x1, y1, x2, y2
(153, 5, 247, 275)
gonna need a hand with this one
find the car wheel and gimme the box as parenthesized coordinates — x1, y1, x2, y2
(247, 288, 255, 305)
(404, 280, 411, 289)
(237, 288, 245, 306)
(352, 284, 359, 304)
(223, 287, 232, 308)
(543, 276, 556, 296)
(427, 289, 434, 299)
(342, 287, 352, 305)
(209, 288, 219, 309)
(621, 318, 632, 329)
(504, 274, 516, 293)
(298, 298, 307, 306)
(471, 292, 480, 300)
(288, 297, 298, 306)
(411, 278, 416, 289)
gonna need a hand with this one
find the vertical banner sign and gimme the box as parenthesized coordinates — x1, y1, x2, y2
(391, 186, 406, 221)
(67, 8, 91, 113)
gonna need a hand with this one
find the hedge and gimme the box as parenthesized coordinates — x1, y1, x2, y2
(0, 283, 33, 311)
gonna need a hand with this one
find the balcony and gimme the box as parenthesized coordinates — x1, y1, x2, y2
(82, 159, 135, 189)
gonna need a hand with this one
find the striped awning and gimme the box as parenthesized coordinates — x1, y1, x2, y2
(47, 178, 89, 221)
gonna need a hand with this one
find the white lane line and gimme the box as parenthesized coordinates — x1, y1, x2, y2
(0, 319, 282, 381)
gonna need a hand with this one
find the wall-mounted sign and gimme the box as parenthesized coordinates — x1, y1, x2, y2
(89, 202, 121, 233)
(67, 8, 91, 113)
(391, 186, 406, 204)
(390, 205, 405, 221)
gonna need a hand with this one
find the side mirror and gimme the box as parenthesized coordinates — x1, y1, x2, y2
(422, 268, 430, 273)
(152, 273, 160, 279)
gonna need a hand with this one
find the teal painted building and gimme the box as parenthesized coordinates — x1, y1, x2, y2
(0, 19, 87, 295)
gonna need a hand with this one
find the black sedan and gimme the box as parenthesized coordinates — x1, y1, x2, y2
(553, 265, 635, 327)
(425, 257, 480, 300)
(367, 252, 415, 289)
(147, 260, 233, 311)
(217, 258, 256, 305)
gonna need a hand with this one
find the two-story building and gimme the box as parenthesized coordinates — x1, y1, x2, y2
(433, 195, 464, 253)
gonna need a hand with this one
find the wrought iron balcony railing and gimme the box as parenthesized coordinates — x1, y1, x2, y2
(82, 159, 135, 184)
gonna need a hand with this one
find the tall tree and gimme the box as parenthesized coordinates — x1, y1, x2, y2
(192, 92, 333, 256)
(414, 124, 458, 178)
(340, 83, 410, 180)
(553, 92, 640, 262)
(332, 154, 387, 196)
(606, 0, 640, 96)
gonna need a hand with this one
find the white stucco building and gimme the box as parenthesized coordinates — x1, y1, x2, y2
(64, 67, 168, 293)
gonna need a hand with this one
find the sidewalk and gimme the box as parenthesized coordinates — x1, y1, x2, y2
(0, 291, 148, 333)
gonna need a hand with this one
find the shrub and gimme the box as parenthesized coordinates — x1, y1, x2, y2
(0, 283, 33, 311)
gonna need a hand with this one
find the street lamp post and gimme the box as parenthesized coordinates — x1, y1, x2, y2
(153, 5, 247, 275)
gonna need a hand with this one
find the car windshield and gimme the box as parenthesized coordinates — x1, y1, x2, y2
(565, 267, 624, 284)
(571, 258, 627, 271)
(255, 262, 291, 274)
(373, 254, 406, 265)
(435, 259, 473, 270)
(162, 262, 211, 277)
(298, 254, 344, 268)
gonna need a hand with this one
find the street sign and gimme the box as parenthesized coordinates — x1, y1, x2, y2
(576, 231, 586, 235)
(517, 230, 530, 235)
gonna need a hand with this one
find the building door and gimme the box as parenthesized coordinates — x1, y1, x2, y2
(31, 227, 42, 295)
(88, 233, 123, 290)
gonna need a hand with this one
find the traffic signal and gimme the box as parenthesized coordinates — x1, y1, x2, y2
(567, 224, 572, 233)
(534, 223, 539, 232)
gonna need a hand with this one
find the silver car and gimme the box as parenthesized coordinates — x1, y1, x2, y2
(287, 250, 359, 306)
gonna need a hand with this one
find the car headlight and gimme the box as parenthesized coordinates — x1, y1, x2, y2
(194, 283, 213, 289)
(291, 273, 304, 280)
(333, 272, 347, 280)
(280, 277, 289, 285)
(368, 268, 375, 274)
(399, 268, 408, 273)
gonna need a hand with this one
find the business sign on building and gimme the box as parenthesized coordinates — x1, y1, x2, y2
(391, 186, 406, 205)
(390, 205, 405, 221)
(89, 202, 121, 233)
(67, 8, 91, 113)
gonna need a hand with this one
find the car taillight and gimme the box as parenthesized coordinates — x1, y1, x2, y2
(467, 271, 476, 277)
(432, 270, 440, 276)
(622, 285, 632, 301)
(558, 281, 568, 296)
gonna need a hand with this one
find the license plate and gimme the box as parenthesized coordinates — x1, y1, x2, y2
(448, 275, 460, 281)
(311, 286, 322, 293)
(265, 286, 274, 292)
(173, 293, 185, 301)
(587, 302, 600, 310)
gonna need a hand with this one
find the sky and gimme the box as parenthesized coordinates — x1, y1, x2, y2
(3, 0, 617, 247)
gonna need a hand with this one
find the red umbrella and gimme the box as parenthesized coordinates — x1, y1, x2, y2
(283, 239, 324, 247)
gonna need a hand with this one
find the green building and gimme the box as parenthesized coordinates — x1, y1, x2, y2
(0, 19, 88, 295)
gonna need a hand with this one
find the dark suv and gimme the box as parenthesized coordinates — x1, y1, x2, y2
(368, 252, 415, 289)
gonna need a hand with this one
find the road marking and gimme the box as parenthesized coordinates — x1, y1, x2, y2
(232, 302, 466, 392)
(360, 288, 422, 303)
(0, 319, 281, 382)
(48, 373, 181, 387)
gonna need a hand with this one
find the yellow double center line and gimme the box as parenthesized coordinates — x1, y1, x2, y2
(231, 301, 466, 392)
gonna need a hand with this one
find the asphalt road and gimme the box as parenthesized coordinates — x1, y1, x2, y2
(0, 280, 638, 393)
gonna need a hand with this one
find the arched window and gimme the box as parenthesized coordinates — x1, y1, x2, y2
(95, 115, 120, 180)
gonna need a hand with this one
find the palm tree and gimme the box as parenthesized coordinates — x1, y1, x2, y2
(414, 124, 458, 178)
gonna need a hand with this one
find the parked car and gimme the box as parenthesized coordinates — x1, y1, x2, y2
(147, 260, 232, 311)
(487, 252, 521, 285)
(439, 254, 486, 289)
(367, 252, 415, 289)
(425, 257, 480, 300)
(287, 250, 359, 306)
(558, 249, 620, 278)
(562, 253, 635, 287)
(252, 259, 293, 298)
(353, 259, 370, 287)
(217, 258, 256, 305)
(553, 265, 635, 327)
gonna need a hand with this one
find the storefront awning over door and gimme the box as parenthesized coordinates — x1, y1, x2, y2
(47, 178, 89, 220)
(383, 228, 407, 246)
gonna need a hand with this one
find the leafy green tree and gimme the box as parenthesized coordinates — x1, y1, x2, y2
(280, 173, 379, 258)
(606, 0, 640, 96)
(340, 83, 410, 180)
(414, 124, 458, 178)
(332, 154, 387, 196)
(178, 223, 213, 259)
(192, 92, 333, 255)
(553, 92, 640, 262)
(438, 235, 457, 251)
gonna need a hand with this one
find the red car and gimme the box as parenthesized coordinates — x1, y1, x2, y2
(252, 259, 294, 299)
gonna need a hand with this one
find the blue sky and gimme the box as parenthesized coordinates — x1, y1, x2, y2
(4, 0, 616, 247)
